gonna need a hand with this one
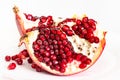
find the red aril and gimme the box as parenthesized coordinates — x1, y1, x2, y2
(13, 6, 106, 76)
(8, 62, 16, 70)
(5, 55, 11, 61)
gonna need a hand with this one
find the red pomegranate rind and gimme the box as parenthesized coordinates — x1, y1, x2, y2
(13, 6, 106, 76)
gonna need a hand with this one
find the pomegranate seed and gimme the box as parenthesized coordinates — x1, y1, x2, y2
(62, 25, 70, 32)
(47, 61, 52, 66)
(54, 44, 58, 49)
(18, 49, 29, 59)
(87, 28, 94, 33)
(55, 65, 60, 71)
(67, 57, 73, 63)
(94, 36, 99, 43)
(45, 29, 51, 34)
(32, 16, 38, 21)
(66, 30, 74, 36)
(59, 45, 64, 49)
(78, 26, 84, 32)
(66, 51, 72, 57)
(48, 39, 53, 44)
(51, 30, 56, 34)
(61, 59, 67, 64)
(55, 35, 60, 41)
(38, 56, 43, 62)
(76, 19, 81, 25)
(34, 52, 40, 58)
(60, 62, 67, 68)
(5, 55, 11, 61)
(54, 49, 59, 55)
(75, 54, 83, 61)
(74, 30, 80, 35)
(33, 44, 40, 50)
(45, 46, 50, 51)
(11, 55, 18, 60)
(64, 47, 69, 53)
(81, 29, 87, 35)
(47, 20, 54, 25)
(44, 51, 50, 57)
(62, 40, 68, 45)
(40, 16, 47, 23)
(59, 50, 64, 54)
(50, 65, 54, 70)
(85, 58, 92, 64)
(36, 66, 42, 72)
(72, 25, 78, 31)
(31, 63, 37, 69)
(61, 53, 66, 59)
(15, 58, 23, 65)
(27, 58, 33, 64)
(52, 60, 59, 65)
(89, 22, 96, 30)
(85, 32, 94, 39)
(82, 17, 88, 23)
(79, 34, 84, 38)
(50, 50, 55, 54)
(45, 34, 50, 39)
(83, 23, 89, 29)
(36, 40, 42, 45)
(25, 14, 33, 20)
(39, 35, 46, 41)
(50, 54, 57, 60)
(88, 36, 95, 43)
(56, 30, 62, 35)
(43, 41, 49, 46)
(39, 48, 45, 53)
(53, 40, 58, 45)
(50, 34, 55, 39)
(44, 57, 50, 63)
(79, 63, 87, 69)
(47, 15, 52, 21)
(60, 33, 66, 40)
(60, 68, 65, 73)
(88, 19, 96, 24)
(80, 55, 87, 62)
(8, 62, 16, 70)
(58, 41, 62, 45)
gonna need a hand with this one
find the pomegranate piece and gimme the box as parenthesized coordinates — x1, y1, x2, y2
(8, 62, 16, 70)
(13, 6, 106, 76)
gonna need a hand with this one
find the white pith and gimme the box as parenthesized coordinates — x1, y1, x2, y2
(17, 11, 105, 75)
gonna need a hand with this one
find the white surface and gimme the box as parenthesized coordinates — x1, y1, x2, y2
(0, 0, 120, 80)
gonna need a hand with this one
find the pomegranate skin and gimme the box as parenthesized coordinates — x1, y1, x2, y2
(13, 6, 106, 76)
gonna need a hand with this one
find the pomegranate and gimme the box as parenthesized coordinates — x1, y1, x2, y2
(13, 6, 106, 75)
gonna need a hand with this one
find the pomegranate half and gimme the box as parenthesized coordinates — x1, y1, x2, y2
(13, 6, 106, 76)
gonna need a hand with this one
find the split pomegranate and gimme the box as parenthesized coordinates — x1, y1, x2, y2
(13, 6, 106, 75)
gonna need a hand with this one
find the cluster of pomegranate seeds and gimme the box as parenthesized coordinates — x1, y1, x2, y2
(58, 17, 99, 43)
(5, 49, 42, 72)
(25, 13, 99, 43)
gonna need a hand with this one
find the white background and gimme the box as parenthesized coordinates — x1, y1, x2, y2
(0, 0, 120, 80)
